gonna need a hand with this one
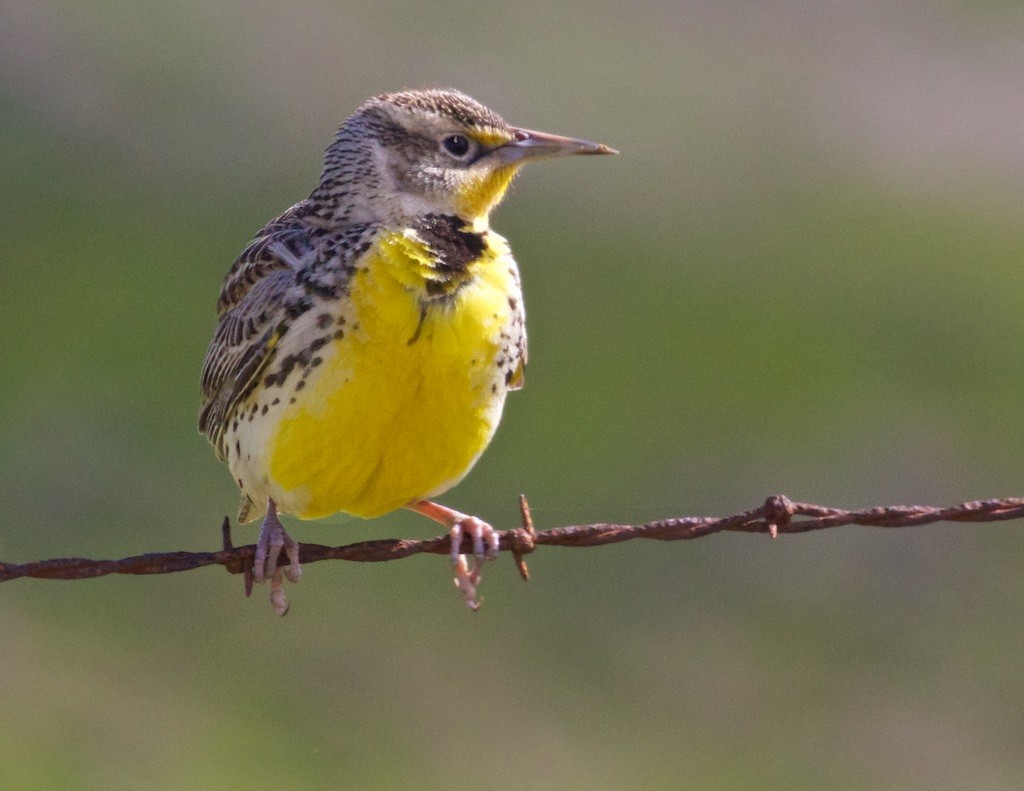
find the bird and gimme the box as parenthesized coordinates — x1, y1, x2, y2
(198, 88, 615, 614)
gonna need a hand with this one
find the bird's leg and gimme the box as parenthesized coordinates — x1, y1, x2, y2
(253, 497, 302, 615)
(407, 500, 500, 611)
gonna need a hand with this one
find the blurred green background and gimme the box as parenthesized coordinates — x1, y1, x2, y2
(3, 2, 1024, 789)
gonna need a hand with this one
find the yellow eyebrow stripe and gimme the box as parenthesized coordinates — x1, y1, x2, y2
(473, 128, 512, 148)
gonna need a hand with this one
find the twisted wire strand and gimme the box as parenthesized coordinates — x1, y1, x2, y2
(3, 495, 1022, 584)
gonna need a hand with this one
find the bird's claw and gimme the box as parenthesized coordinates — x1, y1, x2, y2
(269, 570, 290, 616)
(450, 516, 499, 610)
(252, 499, 301, 615)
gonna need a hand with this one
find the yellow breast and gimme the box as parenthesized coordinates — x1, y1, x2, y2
(266, 229, 519, 519)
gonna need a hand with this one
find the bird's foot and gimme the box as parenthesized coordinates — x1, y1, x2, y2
(252, 498, 301, 615)
(407, 500, 499, 610)
(448, 514, 500, 611)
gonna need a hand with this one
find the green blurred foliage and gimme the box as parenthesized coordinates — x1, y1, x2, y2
(3, 2, 1024, 789)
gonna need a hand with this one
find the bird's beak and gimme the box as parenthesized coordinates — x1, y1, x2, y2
(491, 127, 618, 166)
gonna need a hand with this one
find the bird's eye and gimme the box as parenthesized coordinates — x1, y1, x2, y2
(441, 134, 473, 159)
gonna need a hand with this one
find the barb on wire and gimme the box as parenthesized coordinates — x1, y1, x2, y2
(2, 494, 1023, 585)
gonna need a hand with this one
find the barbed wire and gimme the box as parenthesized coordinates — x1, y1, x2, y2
(2, 495, 1023, 589)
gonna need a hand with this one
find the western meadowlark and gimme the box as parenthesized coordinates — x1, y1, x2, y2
(199, 88, 615, 613)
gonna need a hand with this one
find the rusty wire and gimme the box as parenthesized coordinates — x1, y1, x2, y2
(2, 494, 1023, 586)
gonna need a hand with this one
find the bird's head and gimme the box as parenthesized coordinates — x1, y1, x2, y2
(315, 88, 616, 226)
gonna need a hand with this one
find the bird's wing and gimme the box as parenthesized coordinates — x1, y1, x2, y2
(198, 223, 310, 458)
